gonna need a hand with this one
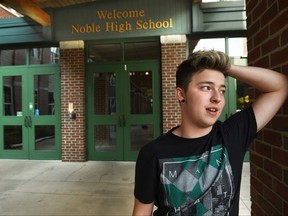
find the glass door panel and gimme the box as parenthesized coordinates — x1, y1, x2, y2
(130, 71, 153, 114)
(94, 125, 117, 152)
(87, 61, 160, 161)
(35, 125, 55, 150)
(87, 64, 123, 160)
(4, 125, 23, 150)
(130, 124, 154, 151)
(34, 74, 55, 116)
(124, 62, 160, 160)
(0, 71, 28, 158)
(2, 76, 24, 151)
(30, 68, 60, 159)
(94, 72, 116, 115)
(3, 76, 22, 116)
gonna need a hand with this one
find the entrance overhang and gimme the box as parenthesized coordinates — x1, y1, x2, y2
(0, 0, 247, 46)
(192, 1, 246, 33)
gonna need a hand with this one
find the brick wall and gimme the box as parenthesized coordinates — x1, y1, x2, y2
(60, 47, 86, 162)
(161, 43, 186, 133)
(246, 0, 288, 215)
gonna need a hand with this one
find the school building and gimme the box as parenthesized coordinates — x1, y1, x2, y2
(0, 0, 287, 215)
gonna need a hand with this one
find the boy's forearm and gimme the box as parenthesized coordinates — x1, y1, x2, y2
(228, 65, 288, 94)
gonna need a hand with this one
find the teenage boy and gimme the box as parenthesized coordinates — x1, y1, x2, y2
(132, 50, 288, 216)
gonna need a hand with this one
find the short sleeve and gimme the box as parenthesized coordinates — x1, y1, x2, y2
(223, 106, 257, 159)
(134, 143, 158, 204)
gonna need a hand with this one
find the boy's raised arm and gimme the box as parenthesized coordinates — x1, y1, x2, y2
(228, 65, 288, 132)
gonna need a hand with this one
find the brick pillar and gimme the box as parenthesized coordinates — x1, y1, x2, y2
(161, 42, 187, 133)
(60, 41, 86, 162)
(246, 0, 288, 215)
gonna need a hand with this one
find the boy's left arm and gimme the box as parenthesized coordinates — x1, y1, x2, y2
(228, 65, 288, 132)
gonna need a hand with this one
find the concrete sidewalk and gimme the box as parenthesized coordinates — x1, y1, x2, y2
(0, 160, 251, 215)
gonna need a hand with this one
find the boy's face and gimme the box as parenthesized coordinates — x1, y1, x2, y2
(177, 69, 226, 129)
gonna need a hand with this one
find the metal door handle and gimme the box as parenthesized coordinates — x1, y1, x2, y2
(119, 116, 122, 127)
(24, 116, 29, 127)
(28, 116, 32, 127)
(122, 115, 126, 127)
(119, 115, 126, 127)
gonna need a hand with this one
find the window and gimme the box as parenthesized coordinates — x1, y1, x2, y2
(30, 47, 60, 65)
(0, 47, 60, 66)
(87, 41, 160, 63)
(0, 49, 26, 66)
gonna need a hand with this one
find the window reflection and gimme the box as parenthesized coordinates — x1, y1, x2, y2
(4, 126, 22, 150)
(130, 71, 152, 114)
(34, 75, 55, 115)
(3, 76, 22, 116)
(35, 126, 55, 150)
(0, 49, 26, 66)
(87, 41, 160, 62)
(88, 44, 121, 62)
(130, 125, 153, 151)
(94, 125, 116, 152)
(94, 72, 116, 115)
(124, 41, 160, 60)
(30, 47, 60, 65)
(0, 47, 59, 66)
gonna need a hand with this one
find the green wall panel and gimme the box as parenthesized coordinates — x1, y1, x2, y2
(53, 0, 192, 41)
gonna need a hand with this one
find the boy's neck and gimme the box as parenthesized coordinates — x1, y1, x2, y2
(172, 124, 213, 139)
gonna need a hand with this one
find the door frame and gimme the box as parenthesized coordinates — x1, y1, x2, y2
(0, 65, 61, 159)
(86, 60, 161, 161)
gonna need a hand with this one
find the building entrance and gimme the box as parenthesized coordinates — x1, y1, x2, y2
(86, 61, 160, 160)
(0, 65, 61, 159)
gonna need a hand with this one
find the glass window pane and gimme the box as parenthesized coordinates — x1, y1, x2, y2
(124, 41, 160, 60)
(35, 126, 55, 150)
(4, 126, 22, 150)
(94, 125, 116, 152)
(94, 72, 116, 115)
(130, 71, 152, 114)
(3, 76, 22, 116)
(131, 125, 153, 151)
(88, 44, 121, 62)
(34, 75, 55, 116)
(30, 47, 60, 65)
(228, 38, 247, 57)
(0, 49, 26, 66)
(193, 38, 226, 52)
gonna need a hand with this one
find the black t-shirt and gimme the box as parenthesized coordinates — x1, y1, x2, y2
(134, 106, 257, 216)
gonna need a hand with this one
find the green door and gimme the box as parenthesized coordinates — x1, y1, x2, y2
(0, 65, 61, 159)
(87, 61, 160, 161)
(218, 77, 237, 121)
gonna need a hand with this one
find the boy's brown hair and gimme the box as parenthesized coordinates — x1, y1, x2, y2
(176, 50, 231, 92)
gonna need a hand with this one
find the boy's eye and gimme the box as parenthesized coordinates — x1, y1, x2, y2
(220, 89, 226, 94)
(201, 86, 211, 91)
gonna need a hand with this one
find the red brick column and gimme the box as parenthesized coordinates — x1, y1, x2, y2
(161, 43, 186, 133)
(60, 41, 86, 162)
(246, 0, 288, 215)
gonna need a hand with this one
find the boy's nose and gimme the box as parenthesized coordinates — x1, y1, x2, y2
(210, 91, 221, 104)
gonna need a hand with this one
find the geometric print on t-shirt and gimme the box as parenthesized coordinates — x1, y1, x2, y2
(160, 144, 235, 216)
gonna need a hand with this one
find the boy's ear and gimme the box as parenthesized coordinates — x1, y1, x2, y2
(176, 87, 185, 102)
